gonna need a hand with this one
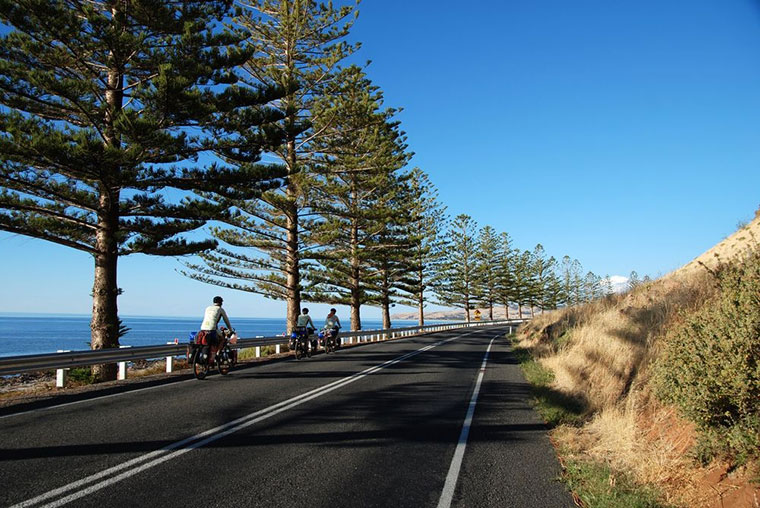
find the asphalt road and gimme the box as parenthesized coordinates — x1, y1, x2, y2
(0, 325, 574, 508)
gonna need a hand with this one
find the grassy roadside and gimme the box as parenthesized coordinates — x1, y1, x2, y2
(509, 334, 670, 508)
(510, 343, 585, 427)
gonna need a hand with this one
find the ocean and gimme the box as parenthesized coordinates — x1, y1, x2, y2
(0, 314, 441, 358)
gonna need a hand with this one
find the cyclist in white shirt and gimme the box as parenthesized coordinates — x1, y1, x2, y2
(200, 296, 233, 363)
(296, 308, 316, 351)
(324, 308, 342, 348)
(296, 307, 316, 331)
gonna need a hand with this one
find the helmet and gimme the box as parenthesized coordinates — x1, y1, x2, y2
(213, 296, 223, 304)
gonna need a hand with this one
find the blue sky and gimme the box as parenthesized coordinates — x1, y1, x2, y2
(2, 1, 760, 320)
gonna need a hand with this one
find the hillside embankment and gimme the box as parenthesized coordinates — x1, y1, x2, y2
(516, 213, 760, 507)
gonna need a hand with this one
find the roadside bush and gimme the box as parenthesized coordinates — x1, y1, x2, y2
(68, 367, 96, 384)
(655, 250, 760, 461)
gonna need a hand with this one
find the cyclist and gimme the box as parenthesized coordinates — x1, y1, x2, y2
(324, 308, 342, 348)
(296, 307, 316, 352)
(199, 296, 234, 364)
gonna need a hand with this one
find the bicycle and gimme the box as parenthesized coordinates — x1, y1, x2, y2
(319, 327, 338, 354)
(290, 326, 311, 360)
(188, 328, 237, 380)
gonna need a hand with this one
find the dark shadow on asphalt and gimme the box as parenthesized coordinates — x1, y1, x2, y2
(0, 328, 511, 417)
(0, 328, 519, 436)
(1, 346, 547, 463)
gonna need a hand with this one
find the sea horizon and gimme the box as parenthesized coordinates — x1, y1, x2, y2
(0, 313, 450, 358)
(0, 311, 419, 321)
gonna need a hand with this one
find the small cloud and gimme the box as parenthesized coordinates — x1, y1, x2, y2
(607, 275, 630, 293)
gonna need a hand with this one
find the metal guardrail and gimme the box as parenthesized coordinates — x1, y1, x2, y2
(0, 319, 527, 377)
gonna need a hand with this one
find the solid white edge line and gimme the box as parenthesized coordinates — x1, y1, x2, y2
(0, 379, 197, 421)
(12, 327, 500, 508)
(437, 335, 498, 508)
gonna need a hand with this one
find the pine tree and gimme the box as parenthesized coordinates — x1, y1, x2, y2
(181, 0, 359, 332)
(512, 250, 537, 318)
(602, 274, 614, 296)
(474, 225, 502, 320)
(559, 256, 573, 307)
(628, 270, 641, 290)
(528, 244, 556, 315)
(495, 232, 517, 319)
(306, 66, 410, 330)
(434, 214, 479, 322)
(583, 271, 602, 301)
(395, 168, 447, 326)
(544, 261, 562, 310)
(0, 1, 282, 380)
(570, 259, 585, 304)
(367, 185, 412, 329)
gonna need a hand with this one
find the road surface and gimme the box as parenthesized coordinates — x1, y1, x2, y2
(0, 325, 573, 508)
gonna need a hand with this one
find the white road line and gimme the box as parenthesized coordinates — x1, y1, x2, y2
(0, 379, 196, 420)
(437, 335, 498, 508)
(11, 328, 499, 508)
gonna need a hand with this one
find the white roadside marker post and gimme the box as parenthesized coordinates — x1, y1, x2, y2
(118, 345, 131, 380)
(56, 350, 70, 388)
(166, 341, 176, 373)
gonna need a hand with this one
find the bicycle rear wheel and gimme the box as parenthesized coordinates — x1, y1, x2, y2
(193, 346, 209, 380)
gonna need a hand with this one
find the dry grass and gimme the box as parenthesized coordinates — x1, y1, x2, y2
(519, 274, 712, 415)
(517, 213, 760, 507)
(673, 212, 760, 279)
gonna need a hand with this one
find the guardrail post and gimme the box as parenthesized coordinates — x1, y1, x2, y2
(118, 345, 131, 380)
(165, 342, 175, 373)
(56, 350, 70, 388)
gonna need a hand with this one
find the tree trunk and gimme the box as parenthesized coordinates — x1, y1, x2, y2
(90, 193, 120, 381)
(285, 203, 300, 333)
(381, 294, 391, 330)
(417, 268, 425, 326)
(349, 198, 361, 331)
(91, 33, 123, 382)
(350, 287, 361, 331)
(285, 135, 301, 333)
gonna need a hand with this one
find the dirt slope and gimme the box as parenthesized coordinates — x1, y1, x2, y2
(517, 212, 760, 507)
(671, 215, 760, 279)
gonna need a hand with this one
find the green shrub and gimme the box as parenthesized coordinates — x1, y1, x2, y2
(563, 458, 667, 508)
(655, 250, 760, 461)
(68, 367, 95, 384)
